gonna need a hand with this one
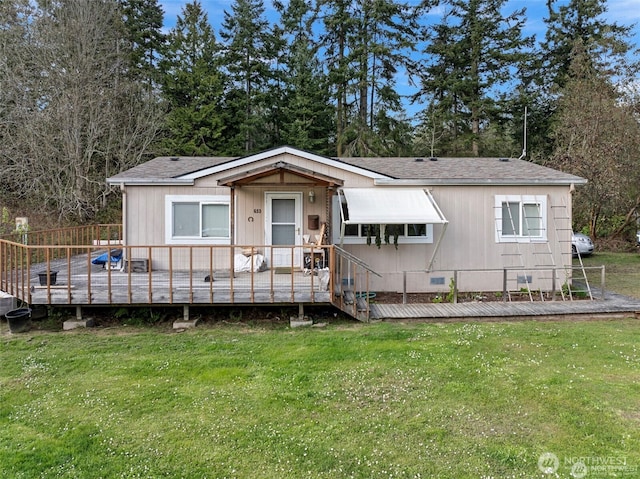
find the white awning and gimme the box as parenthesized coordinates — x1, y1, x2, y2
(338, 188, 447, 225)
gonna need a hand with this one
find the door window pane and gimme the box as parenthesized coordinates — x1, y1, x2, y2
(272, 199, 295, 223)
(272, 224, 295, 245)
(272, 198, 296, 245)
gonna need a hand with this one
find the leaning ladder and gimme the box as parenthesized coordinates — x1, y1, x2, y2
(548, 197, 592, 300)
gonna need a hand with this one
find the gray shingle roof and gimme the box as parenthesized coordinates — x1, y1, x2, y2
(108, 156, 238, 181)
(107, 152, 585, 185)
(335, 156, 586, 184)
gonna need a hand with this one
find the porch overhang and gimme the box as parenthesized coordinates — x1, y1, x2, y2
(337, 187, 448, 271)
(217, 161, 344, 187)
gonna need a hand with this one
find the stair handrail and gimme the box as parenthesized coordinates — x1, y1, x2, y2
(333, 246, 381, 278)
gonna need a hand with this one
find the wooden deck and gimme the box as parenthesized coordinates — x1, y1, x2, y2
(23, 257, 332, 306)
(0, 232, 376, 320)
(369, 291, 640, 321)
(8, 258, 640, 322)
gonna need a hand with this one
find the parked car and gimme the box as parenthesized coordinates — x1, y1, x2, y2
(572, 232, 594, 257)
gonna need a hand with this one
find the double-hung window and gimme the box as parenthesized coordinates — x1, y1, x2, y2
(165, 195, 230, 244)
(495, 195, 546, 242)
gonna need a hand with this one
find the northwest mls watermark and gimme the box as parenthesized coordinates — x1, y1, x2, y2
(538, 452, 637, 477)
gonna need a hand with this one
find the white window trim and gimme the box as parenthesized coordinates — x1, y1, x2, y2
(495, 195, 547, 243)
(165, 195, 231, 245)
(340, 224, 434, 245)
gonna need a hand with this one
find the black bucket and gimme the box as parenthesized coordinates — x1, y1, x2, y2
(38, 270, 58, 286)
(5, 308, 32, 333)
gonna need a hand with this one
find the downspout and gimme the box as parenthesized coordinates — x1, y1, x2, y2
(230, 185, 236, 245)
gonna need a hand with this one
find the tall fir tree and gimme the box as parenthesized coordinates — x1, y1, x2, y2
(219, 0, 282, 154)
(415, 0, 532, 157)
(542, 0, 636, 90)
(274, 0, 334, 154)
(119, 0, 166, 89)
(319, 0, 421, 156)
(159, 1, 225, 155)
(521, 0, 639, 163)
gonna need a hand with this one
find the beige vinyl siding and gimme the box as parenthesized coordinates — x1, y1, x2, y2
(125, 185, 230, 270)
(337, 185, 572, 293)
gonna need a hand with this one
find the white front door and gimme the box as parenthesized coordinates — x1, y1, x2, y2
(265, 192, 303, 267)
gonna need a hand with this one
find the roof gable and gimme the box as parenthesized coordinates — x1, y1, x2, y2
(217, 160, 344, 187)
(178, 146, 389, 182)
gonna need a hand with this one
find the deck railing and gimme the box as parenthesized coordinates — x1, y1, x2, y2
(331, 247, 380, 321)
(0, 229, 337, 308)
(0, 223, 121, 245)
(396, 265, 605, 303)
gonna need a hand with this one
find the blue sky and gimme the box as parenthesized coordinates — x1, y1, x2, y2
(158, 0, 640, 120)
(159, 0, 640, 42)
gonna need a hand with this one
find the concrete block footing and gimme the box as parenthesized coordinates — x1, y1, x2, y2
(63, 319, 95, 330)
(173, 318, 200, 330)
(290, 317, 313, 328)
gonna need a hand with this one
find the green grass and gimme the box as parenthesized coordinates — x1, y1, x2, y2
(579, 251, 640, 298)
(1, 320, 639, 478)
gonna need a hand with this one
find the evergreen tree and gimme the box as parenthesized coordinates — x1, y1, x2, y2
(159, 1, 225, 155)
(219, 0, 281, 154)
(522, 0, 638, 163)
(274, 0, 334, 154)
(542, 0, 636, 90)
(119, 0, 166, 88)
(416, 0, 532, 157)
(319, 0, 421, 156)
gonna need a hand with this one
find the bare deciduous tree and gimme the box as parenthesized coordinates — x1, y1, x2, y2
(0, 0, 162, 222)
(547, 44, 640, 239)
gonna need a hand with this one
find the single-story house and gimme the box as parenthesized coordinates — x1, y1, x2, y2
(106, 145, 586, 296)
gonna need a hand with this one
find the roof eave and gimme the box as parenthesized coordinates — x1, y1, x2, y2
(373, 178, 588, 186)
(106, 178, 195, 186)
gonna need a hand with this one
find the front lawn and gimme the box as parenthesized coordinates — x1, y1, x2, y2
(1, 320, 639, 478)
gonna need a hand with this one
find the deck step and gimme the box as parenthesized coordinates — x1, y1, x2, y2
(336, 290, 370, 322)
